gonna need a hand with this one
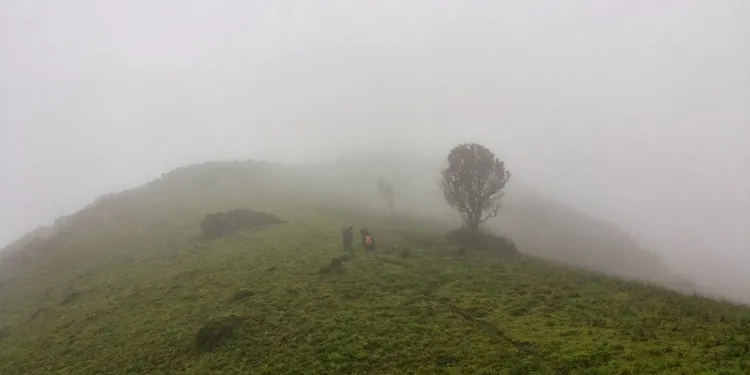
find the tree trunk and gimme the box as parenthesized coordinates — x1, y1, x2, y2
(468, 222, 479, 232)
(466, 214, 480, 232)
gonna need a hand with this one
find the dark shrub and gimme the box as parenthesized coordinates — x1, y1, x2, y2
(399, 248, 411, 258)
(319, 255, 350, 274)
(60, 291, 84, 306)
(200, 212, 231, 238)
(231, 289, 255, 301)
(435, 355, 458, 366)
(195, 314, 247, 350)
(200, 209, 285, 238)
(446, 227, 518, 255)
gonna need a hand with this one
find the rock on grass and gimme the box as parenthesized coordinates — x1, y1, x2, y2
(195, 314, 247, 350)
(231, 289, 255, 301)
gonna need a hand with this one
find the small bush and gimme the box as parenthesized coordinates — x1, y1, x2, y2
(0, 326, 10, 340)
(435, 355, 458, 366)
(231, 289, 255, 301)
(445, 227, 518, 255)
(200, 209, 285, 238)
(195, 314, 247, 350)
(319, 255, 350, 274)
(200, 212, 230, 238)
(60, 291, 84, 306)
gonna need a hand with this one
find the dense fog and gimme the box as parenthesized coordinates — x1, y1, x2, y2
(1, 1, 748, 300)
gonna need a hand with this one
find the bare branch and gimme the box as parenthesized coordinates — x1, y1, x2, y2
(478, 201, 499, 224)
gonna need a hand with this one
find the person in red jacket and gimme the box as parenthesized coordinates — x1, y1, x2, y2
(360, 227, 375, 255)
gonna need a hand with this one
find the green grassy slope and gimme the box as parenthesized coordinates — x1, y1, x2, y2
(1, 161, 749, 374)
(293, 156, 695, 292)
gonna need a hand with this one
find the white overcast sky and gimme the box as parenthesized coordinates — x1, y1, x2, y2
(1, 0, 749, 287)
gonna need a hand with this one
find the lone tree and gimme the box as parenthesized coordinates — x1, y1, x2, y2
(377, 180, 395, 212)
(439, 142, 512, 232)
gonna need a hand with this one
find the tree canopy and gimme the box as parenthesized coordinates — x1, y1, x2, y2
(439, 142, 511, 232)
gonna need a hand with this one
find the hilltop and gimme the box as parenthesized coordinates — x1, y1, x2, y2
(1, 159, 749, 374)
(291, 154, 694, 292)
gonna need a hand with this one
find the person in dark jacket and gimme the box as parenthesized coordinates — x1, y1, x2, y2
(341, 226, 354, 251)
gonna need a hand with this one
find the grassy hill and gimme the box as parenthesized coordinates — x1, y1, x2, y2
(1, 160, 749, 374)
(291, 155, 695, 292)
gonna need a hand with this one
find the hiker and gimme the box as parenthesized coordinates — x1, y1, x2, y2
(360, 227, 369, 248)
(341, 226, 354, 251)
(360, 227, 375, 255)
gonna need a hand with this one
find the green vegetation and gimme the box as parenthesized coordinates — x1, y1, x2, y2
(1, 160, 749, 374)
(306, 154, 694, 292)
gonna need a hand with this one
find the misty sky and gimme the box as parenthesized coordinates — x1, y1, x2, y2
(1, 1, 749, 290)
